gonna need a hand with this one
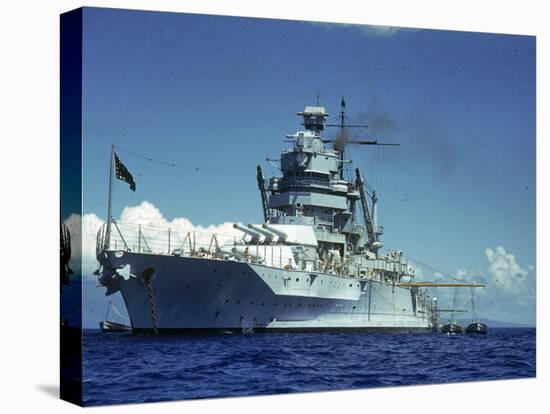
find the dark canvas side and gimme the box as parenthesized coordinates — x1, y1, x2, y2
(60, 7, 83, 407)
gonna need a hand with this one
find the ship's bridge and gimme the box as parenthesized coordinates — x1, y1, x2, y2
(265, 105, 360, 232)
(281, 131, 339, 175)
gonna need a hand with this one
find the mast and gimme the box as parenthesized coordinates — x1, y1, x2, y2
(105, 144, 114, 249)
(339, 97, 346, 179)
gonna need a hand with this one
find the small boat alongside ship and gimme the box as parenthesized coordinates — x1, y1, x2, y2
(465, 320, 487, 334)
(99, 320, 131, 333)
(99, 298, 131, 332)
(441, 321, 464, 335)
(465, 287, 487, 334)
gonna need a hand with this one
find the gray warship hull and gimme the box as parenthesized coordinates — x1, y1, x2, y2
(106, 251, 430, 333)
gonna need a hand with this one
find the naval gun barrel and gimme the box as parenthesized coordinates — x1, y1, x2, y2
(248, 224, 278, 243)
(233, 223, 264, 243)
(262, 224, 288, 242)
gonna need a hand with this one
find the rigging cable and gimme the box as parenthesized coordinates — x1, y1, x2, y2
(107, 297, 130, 321)
(406, 255, 463, 283)
(114, 145, 244, 174)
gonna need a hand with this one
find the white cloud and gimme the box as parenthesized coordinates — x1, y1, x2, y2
(406, 246, 535, 324)
(485, 246, 530, 290)
(456, 268, 468, 279)
(64, 201, 243, 276)
(116, 201, 241, 253)
(362, 26, 403, 36)
(481, 246, 535, 324)
(308, 21, 417, 37)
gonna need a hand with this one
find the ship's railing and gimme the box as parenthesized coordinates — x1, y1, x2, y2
(276, 177, 331, 189)
(95, 220, 296, 269)
(95, 221, 413, 274)
(97, 220, 238, 255)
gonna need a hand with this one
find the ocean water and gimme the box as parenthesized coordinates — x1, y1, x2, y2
(82, 328, 535, 406)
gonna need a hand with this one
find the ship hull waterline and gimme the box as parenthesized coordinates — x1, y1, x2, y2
(102, 250, 431, 334)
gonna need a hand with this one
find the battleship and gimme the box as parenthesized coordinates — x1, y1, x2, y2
(95, 99, 483, 334)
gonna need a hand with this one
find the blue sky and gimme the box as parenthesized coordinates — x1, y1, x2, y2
(80, 7, 535, 324)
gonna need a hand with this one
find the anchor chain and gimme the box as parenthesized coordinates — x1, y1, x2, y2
(141, 267, 158, 336)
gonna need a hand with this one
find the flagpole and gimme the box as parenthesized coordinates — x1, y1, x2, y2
(105, 144, 114, 249)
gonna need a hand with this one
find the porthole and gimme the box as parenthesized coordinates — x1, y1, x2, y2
(236, 300, 240, 304)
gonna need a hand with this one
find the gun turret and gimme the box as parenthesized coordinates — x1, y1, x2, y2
(262, 224, 289, 242)
(233, 223, 265, 243)
(248, 224, 279, 243)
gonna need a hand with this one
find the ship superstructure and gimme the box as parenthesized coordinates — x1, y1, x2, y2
(96, 101, 436, 333)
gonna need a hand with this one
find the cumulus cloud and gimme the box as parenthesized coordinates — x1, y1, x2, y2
(307, 21, 416, 37)
(64, 201, 242, 277)
(407, 246, 535, 324)
(485, 246, 530, 289)
(362, 26, 404, 36)
(116, 201, 241, 253)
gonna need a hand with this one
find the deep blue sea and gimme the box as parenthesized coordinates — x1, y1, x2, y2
(82, 328, 535, 406)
